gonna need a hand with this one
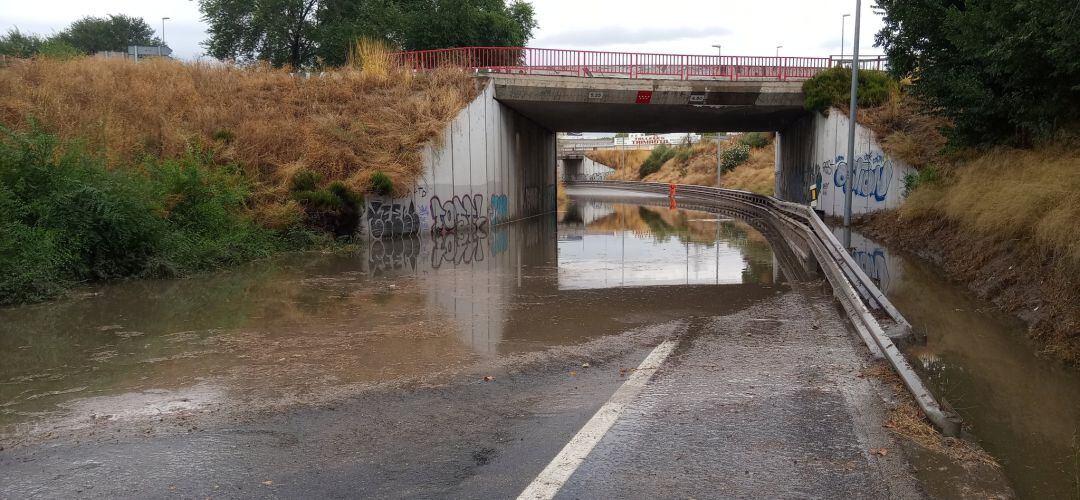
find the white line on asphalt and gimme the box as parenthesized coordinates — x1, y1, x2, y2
(516, 339, 680, 500)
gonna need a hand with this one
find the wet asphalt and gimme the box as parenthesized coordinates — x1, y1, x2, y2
(0, 288, 925, 499)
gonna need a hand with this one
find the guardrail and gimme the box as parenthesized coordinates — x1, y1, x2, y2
(391, 47, 888, 81)
(567, 179, 961, 436)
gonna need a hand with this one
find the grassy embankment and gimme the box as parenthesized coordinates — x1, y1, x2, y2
(585, 132, 776, 195)
(0, 48, 476, 304)
(803, 67, 1080, 364)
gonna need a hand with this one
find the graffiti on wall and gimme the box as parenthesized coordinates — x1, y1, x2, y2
(430, 194, 489, 234)
(366, 200, 421, 239)
(851, 247, 892, 291)
(831, 152, 894, 202)
(489, 194, 509, 226)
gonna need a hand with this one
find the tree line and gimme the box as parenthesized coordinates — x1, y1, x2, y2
(0, 14, 161, 58)
(198, 0, 537, 68)
(875, 0, 1079, 146)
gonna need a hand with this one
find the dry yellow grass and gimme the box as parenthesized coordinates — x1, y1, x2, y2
(861, 363, 998, 466)
(587, 134, 775, 195)
(0, 55, 477, 198)
(858, 90, 949, 168)
(902, 146, 1080, 271)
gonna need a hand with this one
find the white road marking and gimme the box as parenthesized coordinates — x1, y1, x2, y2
(516, 339, 680, 500)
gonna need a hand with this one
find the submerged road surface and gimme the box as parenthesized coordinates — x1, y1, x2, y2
(2, 190, 931, 498)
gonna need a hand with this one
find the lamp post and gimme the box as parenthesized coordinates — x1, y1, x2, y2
(841, 14, 850, 62)
(775, 45, 783, 57)
(711, 44, 722, 57)
(712, 43, 724, 187)
(843, 0, 862, 229)
(160, 17, 170, 57)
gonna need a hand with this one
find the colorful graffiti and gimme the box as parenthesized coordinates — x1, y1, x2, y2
(832, 152, 894, 202)
(851, 248, 892, 291)
(489, 194, 509, 226)
(366, 200, 421, 239)
(430, 194, 489, 234)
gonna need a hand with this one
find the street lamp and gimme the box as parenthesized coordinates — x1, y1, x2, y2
(841, 14, 851, 61)
(160, 17, 170, 57)
(775, 45, 783, 57)
(843, 0, 862, 229)
(711, 44, 722, 57)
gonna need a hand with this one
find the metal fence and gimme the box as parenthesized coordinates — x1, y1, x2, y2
(391, 47, 888, 81)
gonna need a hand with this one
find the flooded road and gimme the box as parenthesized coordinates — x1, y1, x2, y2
(0, 188, 954, 498)
(833, 225, 1080, 499)
(0, 192, 780, 446)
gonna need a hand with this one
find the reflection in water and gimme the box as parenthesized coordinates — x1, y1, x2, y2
(833, 225, 1080, 499)
(0, 197, 782, 443)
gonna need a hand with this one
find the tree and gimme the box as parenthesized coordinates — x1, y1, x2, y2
(56, 14, 160, 54)
(200, 0, 320, 68)
(874, 0, 1080, 146)
(396, 0, 537, 51)
(201, 0, 537, 68)
(0, 29, 45, 58)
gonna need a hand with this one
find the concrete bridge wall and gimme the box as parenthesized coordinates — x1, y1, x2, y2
(360, 80, 557, 238)
(558, 156, 615, 182)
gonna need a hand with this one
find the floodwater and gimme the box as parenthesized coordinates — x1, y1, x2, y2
(832, 225, 1080, 499)
(0, 192, 784, 446)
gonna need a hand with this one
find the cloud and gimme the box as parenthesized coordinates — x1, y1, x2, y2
(537, 26, 731, 47)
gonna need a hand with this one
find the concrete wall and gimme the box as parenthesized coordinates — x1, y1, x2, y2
(776, 108, 915, 217)
(558, 156, 615, 181)
(361, 80, 557, 238)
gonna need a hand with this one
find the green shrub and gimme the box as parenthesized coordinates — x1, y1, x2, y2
(720, 144, 751, 173)
(369, 171, 394, 196)
(0, 129, 283, 304)
(290, 170, 322, 192)
(36, 39, 81, 60)
(902, 164, 941, 195)
(290, 174, 362, 237)
(802, 67, 898, 113)
(738, 132, 771, 149)
(674, 146, 693, 163)
(639, 145, 677, 178)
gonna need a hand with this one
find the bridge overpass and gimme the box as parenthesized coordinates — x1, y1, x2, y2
(363, 47, 907, 240)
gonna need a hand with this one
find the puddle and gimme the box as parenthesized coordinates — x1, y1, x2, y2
(0, 193, 787, 443)
(830, 224, 1080, 499)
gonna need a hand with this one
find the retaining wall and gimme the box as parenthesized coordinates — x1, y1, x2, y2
(360, 80, 557, 238)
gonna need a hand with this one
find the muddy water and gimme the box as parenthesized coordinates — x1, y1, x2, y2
(833, 225, 1080, 499)
(0, 195, 784, 445)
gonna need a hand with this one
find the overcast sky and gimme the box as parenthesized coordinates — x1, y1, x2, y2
(2, 0, 886, 60)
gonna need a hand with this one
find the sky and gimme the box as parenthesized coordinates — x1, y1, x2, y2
(2, 0, 887, 61)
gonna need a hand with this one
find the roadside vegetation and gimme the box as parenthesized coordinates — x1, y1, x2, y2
(0, 44, 477, 304)
(806, 1, 1080, 363)
(586, 132, 775, 195)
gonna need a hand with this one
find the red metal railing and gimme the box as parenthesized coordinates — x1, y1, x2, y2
(390, 47, 887, 81)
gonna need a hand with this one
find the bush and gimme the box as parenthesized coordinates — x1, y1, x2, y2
(0, 129, 283, 304)
(738, 132, 772, 149)
(639, 145, 677, 178)
(802, 67, 898, 113)
(369, 171, 394, 196)
(290, 171, 362, 237)
(903, 164, 941, 195)
(720, 144, 751, 173)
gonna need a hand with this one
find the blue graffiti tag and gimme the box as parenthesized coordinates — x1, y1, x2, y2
(489, 194, 509, 226)
(832, 153, 894, 202)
